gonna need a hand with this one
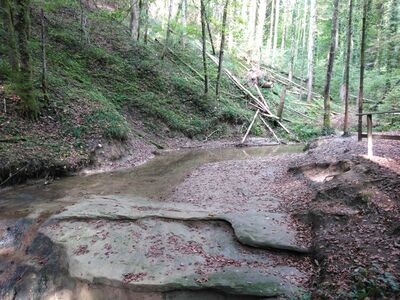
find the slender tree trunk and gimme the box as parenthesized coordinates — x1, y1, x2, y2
(306, 0, 316, 102)
(343, 0, 353, 136)
(249, 0, 258, 59)
(277, 6, 296, 120)
(386, 0, 398, 83)
(79, 0, 89, 44)
(130, 0, 139, 43)
(205, 10, 216, 55)
(277, 87, 287, 120)
(200, 0, 209, 95)
(374, 4, 383, 72)
(216, 0, 229, 96)
(1, 0, 19, 74)
(227, 0, 237, 51)
(323, 0, 339, 132)
(15, 0, 39, 119)
(280, 0, 289, 50)
(40, 8, 49, 103)
(266, 0, 275, 62)
(180, 0, 186, 47)
(137, 0, 143, 41)
(272, 0, 280, 62)
(300, 0, 308, 78)
(358, 0, 369, 141)
(161, 0, 173, 59)
(255, 0, 267, 63)
(143, 0, 149, 44)
(293, 0, 302, 71)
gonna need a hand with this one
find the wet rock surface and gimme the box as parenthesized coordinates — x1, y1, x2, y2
(34, 195, 310, 297)
(53, 196, 309, 253)
(41, 217, 305, 296)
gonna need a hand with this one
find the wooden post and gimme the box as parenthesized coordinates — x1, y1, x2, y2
(367, 114, 373, 157)
(358, 114, 362, 141)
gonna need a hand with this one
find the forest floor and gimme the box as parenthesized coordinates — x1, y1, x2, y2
(1, 135, 399, 299)
(164, 136, 400, 298)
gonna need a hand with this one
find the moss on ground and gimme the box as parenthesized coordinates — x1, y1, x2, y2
(0, 3, 257, 184)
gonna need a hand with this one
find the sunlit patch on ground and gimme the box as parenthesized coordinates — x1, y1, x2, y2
(363, 155, 400, 175)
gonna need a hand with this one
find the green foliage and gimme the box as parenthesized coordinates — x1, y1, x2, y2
(23, 2, 254, 142)
(86, 109, 130, 140)
(0, 59, 12, 80)
(321, 126, 336, 136)
(292, 123, 322, 141)
(336, 268, 400, 299)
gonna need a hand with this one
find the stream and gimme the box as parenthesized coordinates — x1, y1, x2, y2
(0, 144, 303, 219)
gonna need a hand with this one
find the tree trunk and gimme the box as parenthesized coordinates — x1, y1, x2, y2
(250, 0, 258, 59)
(137, 0, 143, 41)
(79, 0, 89, 44)
(272, 0, 280, 62)
(386, 0, 399, 81)
(358, 0, 369, 141)
(277, 87, 287, 120)
(1, 0, 19, 74)
(215, 0, 229, 97)
(306, 0, 316, 102)
(374, 3, 383, 72)
(130, 0, 139, 43)
(227, 0, 237, 51)
(200, 0, 209, 95)
(255, 0, 267, 62)
(323, 0, 339, 132)
(277, 5, 296, 121)
(266, 0, 275, 62)
(143, 0, 149, 44)
(280, 0, 289, 50)
(161, 0, 173, 59)
(15, 0, 39, 119)
(180, 0, 186, 47)
(40, 8, 49, 103)
(205, 9, 216, 55)
(343, 0, 353, 136)
(216, 0, 229, 96)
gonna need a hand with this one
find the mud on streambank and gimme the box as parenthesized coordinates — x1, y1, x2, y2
(0, 134, 283, 188)
(289, 138, 400, 298)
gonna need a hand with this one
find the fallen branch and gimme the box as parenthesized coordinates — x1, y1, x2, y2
(255, 85, 270, 111)
(260, 116, 280, 143)
(242, 109, 259, 144)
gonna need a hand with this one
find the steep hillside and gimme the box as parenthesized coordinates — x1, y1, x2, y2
(0, 3, 255, 185)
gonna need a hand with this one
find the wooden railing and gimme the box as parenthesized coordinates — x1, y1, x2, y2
(357, 110, 400, 156)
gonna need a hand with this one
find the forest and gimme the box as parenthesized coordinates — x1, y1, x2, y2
(0, 0, 399, 299)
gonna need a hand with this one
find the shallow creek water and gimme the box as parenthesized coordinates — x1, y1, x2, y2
(0, 144, 303, 219)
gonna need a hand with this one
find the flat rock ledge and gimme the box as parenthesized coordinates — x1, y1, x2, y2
(51, 196, 309, 253)
(36, 196, 310, 298)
